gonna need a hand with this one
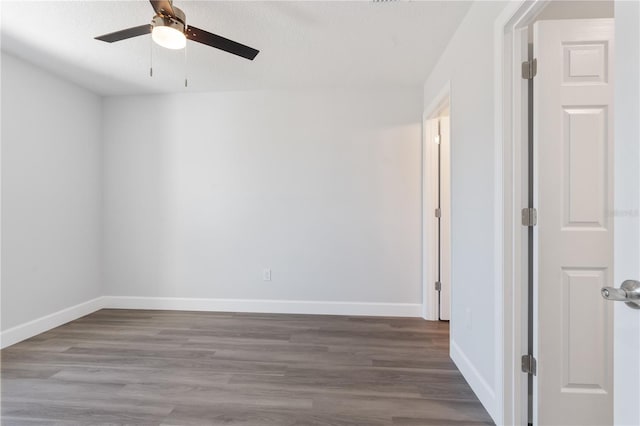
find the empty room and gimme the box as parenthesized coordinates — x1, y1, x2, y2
(1, 1, 638, 425)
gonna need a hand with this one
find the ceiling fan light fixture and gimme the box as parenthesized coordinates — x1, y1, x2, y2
(151, 15, 186, 50)
(95, 1, 259, 60)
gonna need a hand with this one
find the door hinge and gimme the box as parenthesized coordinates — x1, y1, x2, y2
(522, 58, 537, 80)
(435, 281, 442, 291)
(522, 207, 537, 227)
(435, 208, 441, 218)
(521, 354, 537, 375)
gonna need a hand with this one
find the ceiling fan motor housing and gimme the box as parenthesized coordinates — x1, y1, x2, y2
(152, 6, 186, 34)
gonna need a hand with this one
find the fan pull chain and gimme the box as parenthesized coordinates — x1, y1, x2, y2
(149, 34, 154, 77)
(184, 42, 188, 88)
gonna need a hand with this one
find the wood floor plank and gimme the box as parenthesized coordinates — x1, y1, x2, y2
(1, 309, 494, 425)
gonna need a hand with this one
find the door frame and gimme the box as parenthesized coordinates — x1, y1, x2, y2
(494, 1, 551, 424)
(422, 82, 451, 321)
(498, 1, 636, 425)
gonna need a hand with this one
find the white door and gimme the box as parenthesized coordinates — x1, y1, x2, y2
(534, 18, 614, 425)
(612, 2, 640, 425)
(424, 113, 451, 322)
(440, 116, 451, 321)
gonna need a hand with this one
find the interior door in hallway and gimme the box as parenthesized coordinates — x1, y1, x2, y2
(439, 116, 451, 321)
(533, 18, 614, 426)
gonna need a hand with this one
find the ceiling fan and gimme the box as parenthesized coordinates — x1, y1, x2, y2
(95, 0, 259, 60)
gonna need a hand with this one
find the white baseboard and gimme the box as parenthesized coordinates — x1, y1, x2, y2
(450, 339, 497, 423)
(0, 296, 420, 349)
(103, 296, 422, 317)
(0, 296, 105, 349)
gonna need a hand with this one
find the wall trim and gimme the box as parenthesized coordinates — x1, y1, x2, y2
(0, 296, 421, 349)
(450, 339, 497, 421)
(0, 296, 105, 349)
(103, 296, 422, 317)
(494, 1, 548, 424)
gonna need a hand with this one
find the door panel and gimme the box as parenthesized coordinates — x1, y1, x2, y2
(561, 268, 608, 392)
(424, 117, 440, 320)
(440, 116, 451, 321)
(534, 19, 614, 426)
(563, 107, 607, 227)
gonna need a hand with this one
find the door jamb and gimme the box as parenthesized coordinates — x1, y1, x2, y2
(494, 1, 548, 424)
(422, 82, 451, 321)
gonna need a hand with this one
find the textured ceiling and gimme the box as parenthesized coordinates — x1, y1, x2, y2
(1, 1, 472, 95)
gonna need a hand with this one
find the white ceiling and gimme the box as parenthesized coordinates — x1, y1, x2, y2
(1, 1, 472, 96)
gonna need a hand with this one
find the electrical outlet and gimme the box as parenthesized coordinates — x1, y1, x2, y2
(263, 268, 271, 281)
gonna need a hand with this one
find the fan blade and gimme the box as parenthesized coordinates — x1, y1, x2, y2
(186, 26, 259, 60)
(95, 25, 151, 43)
(149, 0, 176, 17)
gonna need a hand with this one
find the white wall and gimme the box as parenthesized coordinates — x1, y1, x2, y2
(422, 1, 508, 421)
(102, 89, 422, 313)
(1, 53, 103, 333)
(613, 1, 640, 424)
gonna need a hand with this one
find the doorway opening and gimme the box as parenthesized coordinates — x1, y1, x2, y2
(423, 87, 451, 322)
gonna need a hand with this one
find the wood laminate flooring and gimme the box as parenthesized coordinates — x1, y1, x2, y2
(1, 309, 493, 425)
